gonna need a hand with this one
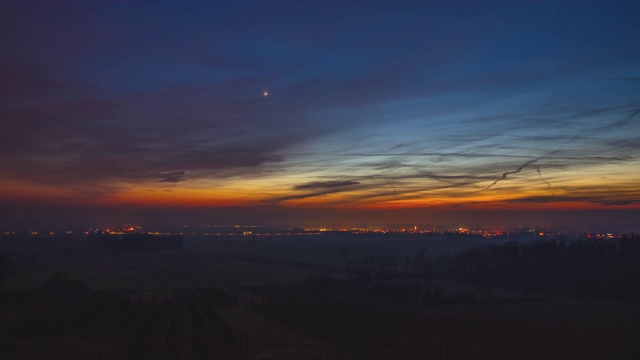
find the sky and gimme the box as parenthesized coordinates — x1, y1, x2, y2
(1, 0, 639, 231)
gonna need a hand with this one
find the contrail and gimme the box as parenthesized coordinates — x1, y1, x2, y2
(601, 107, 640, 130)
(569, 107, 640, 143)
(537, 166, 555, 196)
(385, 179, 398, 198)
(485, 150, 559, 190)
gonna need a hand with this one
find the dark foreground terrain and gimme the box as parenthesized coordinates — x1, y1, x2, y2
(1, 233, 640, 359)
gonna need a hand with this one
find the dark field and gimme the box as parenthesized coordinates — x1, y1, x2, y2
(1, 234, 639, 359)
(1, 234, 486, 288)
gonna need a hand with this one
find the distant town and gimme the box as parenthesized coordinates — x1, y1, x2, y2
(1, 224, 627, 241)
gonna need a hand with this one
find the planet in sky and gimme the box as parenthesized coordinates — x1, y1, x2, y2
(1, 0, 639, 231)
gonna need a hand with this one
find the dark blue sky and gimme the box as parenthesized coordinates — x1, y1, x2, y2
(1, 0, 639, 230)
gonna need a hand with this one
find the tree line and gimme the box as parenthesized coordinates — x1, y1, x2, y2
(345, 234, 640, 301)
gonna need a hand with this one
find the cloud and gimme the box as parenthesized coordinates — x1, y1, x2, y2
(568, 106, 640, 143)
(155, 171, 187, 183)
(0, 93, 290, 194)
(293, 180, 359, 190)
(271, 190, 348, 203)
(504, 195, 640, 207)
(2, 0, 639, 220)
(0, 63, 299, 194)
(0, 98, 120, 155)
(609, 140, 640, 150)
(268, 180, 362, 203)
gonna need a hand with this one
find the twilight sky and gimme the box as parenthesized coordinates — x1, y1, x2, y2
(2, 0, 639, 230)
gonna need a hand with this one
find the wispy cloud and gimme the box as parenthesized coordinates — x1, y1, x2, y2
(1, 0, 639, 229)
(155, 171, 187, 183)
(293, 180, 359, 190)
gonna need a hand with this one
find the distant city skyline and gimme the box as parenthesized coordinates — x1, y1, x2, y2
(1, 1, 639, 231)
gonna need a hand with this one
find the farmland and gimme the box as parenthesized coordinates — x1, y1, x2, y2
(1, 233, 640, 359)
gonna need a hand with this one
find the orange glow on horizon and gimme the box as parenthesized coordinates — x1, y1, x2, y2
(2, 174, 639, 213)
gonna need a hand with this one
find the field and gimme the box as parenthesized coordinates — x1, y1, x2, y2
(1, 234, 487, 289)
(1, 234, 639, 359)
